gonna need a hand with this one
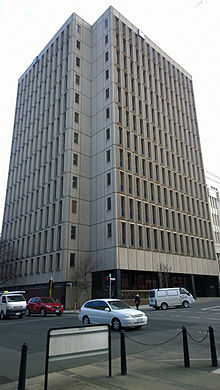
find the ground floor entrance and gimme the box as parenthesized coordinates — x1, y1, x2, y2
(92, 270, 219, 301)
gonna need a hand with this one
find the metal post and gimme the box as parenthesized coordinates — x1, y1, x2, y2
(182, 327, 190, 367)
(120, 330, 127, 375)
(109, 273, 111, 298)
(18, 343, 28, 390)
(208, 326, 218, 367)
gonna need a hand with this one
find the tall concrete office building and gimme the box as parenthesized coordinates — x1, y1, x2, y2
(0, 7, 219, 307)
(206, 171, 220, 284)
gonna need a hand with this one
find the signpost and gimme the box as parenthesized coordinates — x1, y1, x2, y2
(106, 274, 115, 298)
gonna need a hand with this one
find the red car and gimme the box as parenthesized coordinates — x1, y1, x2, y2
(27, 297, 63, 317)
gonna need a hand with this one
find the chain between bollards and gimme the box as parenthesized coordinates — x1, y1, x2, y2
(120, 330, 127, 375)
(18, 343, 28, 390)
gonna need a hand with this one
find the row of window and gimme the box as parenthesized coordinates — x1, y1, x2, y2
(115, 126, 201, 166)
(5, 176, 64, 223)
(114, 81, 196, 124)
(1, 225, 62, 264)
(105, 196, 212, 238)
(0, 252, 63, 280)
(106, 220, 215, 259)
(117, 171, 208, 217)
(115, 149, 204, 191)
(113, 16, 193, 90)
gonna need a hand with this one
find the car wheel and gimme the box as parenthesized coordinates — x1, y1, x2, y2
(56, 312, 62, 316)
(161, 302, 168, 310)
(182, 300, 189, 308)
(82, 316, 90, 325)
(112, 318, 121, 331)
(0, 311, 5, 320)
(26, 308, 30, 316)
(40, 308, 46, 317)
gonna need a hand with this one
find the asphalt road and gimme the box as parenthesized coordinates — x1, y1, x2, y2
(0, 297, 219, 386)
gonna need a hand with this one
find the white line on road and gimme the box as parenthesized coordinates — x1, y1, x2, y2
(201, 306, 220, 311)
(207, 317, 220, 321)
(212, 368, 220, 375)
(186, 316, 201, 319)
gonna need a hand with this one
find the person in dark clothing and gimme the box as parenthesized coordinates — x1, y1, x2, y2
(135, 294, 140, 310)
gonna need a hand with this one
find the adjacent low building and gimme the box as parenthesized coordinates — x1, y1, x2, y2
(0, 7, 219, 308)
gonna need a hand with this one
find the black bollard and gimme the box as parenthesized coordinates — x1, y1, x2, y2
(120, 330, 127, 375)
(182, 327, 190, 367)
(208, 326, 218, 367)
(18, 343, 28, 390)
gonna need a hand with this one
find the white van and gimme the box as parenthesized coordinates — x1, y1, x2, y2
(0, 291, 27, 319)
(149, 287, 194, 310)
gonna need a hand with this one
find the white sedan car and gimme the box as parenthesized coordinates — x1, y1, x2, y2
(78, 298, 147, 331)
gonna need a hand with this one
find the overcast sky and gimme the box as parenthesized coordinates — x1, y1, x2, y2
(0, 0, 219, 227)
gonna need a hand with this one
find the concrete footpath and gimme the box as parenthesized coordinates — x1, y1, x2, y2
(1, 350, 220, 390)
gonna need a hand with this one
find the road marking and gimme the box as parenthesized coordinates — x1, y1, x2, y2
(158, 358, 210, 362)
(207, 317, 220, 321)
(201, 306, 220, 311)
(186, 316, 200, 319)
(212, 368, 220, 375)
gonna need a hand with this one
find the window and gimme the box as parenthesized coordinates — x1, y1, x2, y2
(76, 57, 80, 67)
(106, 128, 110, 140)
(56, 253, 61, 270)
(105, 34, 108, 44)
(72, 200, 77, 213)
(73, 153, 78, 165)
(75, 93, 80, 103)
(75, 74, 80, 85)
(75, 112, 79, 123)
(77, 24, 81, 33)
(106, 150, 110, 162)
(70, 253, 75, 267)
(121, 222, 126, 244)
(106, 107, 110, 119)
(49, 255, 53, 271)
(76, 40, 81, 49)
(74, 132, 79, 144)
(42, 256, 46, 273)
(107, 197, 111, 211)
(105, 51, 109, 62)
(105, 69, 109, 80)
(105, 88, 109, 99)
(72, 176, 77, 188)
(71, 226, 76, 239)
(105, 18, 108, 28)
(107, 172, 111, 185)
(107, 223, 112, 237)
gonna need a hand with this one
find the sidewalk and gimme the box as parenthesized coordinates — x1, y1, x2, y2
(2, 349, 220, 390)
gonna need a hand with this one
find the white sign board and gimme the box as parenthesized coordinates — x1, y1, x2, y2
(48, 325, 109, 361)
(44, 324, 111, 390)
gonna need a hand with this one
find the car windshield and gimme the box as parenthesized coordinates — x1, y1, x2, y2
(7, 295, 25, 302)
(108, 300, 131, 310)
(41, 297, 56, 303)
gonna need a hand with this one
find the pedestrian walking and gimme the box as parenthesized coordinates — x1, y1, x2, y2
(135, 294, 140, 310)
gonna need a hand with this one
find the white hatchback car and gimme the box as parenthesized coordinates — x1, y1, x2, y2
(78, 298, 147, 331)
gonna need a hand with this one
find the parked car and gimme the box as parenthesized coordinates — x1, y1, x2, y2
(27, 297, 63, 317)
(0, 291, 27, 319)
(149, 287, 194, 310)
(78, 298, 148, 331)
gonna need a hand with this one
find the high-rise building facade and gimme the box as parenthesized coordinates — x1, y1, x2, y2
(206, 171, 220, 288)
(0, 7, 219, 307)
